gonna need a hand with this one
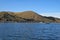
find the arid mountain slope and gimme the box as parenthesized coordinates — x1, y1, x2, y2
(14, 11, 57, 22)
(0, 11, 25, 22)
(0, 11, 60, 23)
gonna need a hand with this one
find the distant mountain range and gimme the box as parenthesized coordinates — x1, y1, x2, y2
(0, 11, 60, 23)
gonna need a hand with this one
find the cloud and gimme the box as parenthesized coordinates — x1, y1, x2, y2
(40, 13, 60, 18)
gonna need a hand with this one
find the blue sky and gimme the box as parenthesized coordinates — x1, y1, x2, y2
(0, 0, 60, 18)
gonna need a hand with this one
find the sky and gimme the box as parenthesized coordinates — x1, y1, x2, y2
(0, 0, 60, 18)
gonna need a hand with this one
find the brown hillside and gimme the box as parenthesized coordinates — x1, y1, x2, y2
(0, 11, 25, 22)
(14, 11, 55, 22)
(0, 11, 60, 23)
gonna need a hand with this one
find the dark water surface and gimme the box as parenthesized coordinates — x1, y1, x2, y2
(0, 23, 60, 40)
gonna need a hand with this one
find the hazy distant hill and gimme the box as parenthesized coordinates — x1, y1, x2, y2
(0, 11, 60, 23)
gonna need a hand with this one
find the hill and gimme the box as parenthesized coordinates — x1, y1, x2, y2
(0, 11, 60, 23)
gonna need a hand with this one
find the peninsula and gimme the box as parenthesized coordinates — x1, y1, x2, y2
(0, 11, 60, 23)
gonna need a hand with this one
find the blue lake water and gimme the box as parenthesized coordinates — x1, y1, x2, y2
(0, 23, 60, 40)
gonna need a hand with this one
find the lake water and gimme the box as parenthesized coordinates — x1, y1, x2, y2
(0, 23, 60, 40)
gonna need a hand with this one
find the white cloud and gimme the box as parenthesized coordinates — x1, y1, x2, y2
(40, 13, 60, 18)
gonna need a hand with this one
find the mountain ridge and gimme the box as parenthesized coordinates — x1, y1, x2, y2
(0, 11, 60, 23)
